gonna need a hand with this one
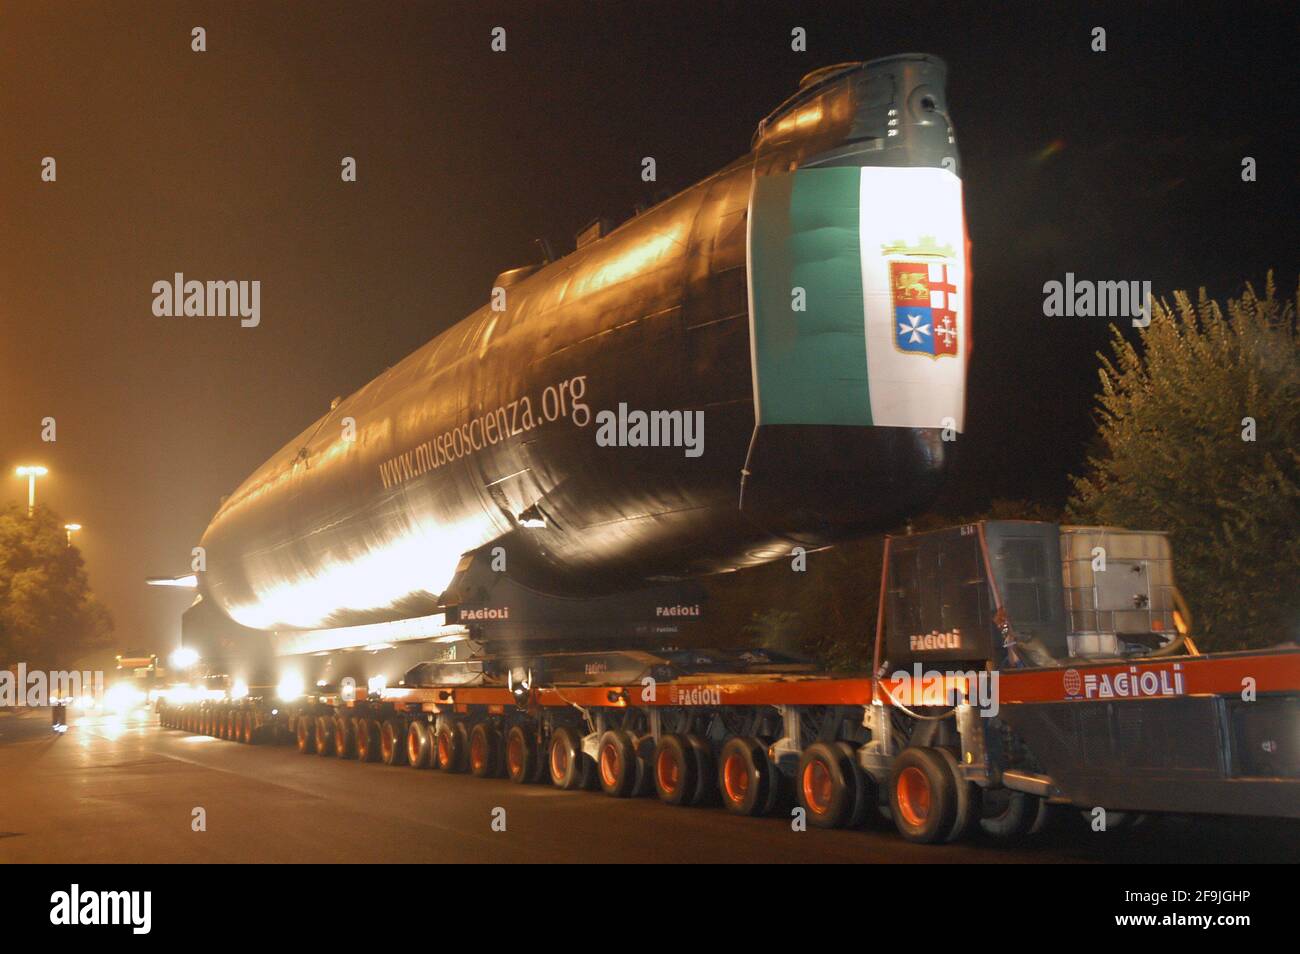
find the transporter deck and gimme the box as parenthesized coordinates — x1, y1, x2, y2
(159, 522, 1299, 844)
(158, 646, 1300, 844)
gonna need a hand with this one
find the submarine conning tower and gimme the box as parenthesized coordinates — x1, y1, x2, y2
(753, 54, 957, 172)
(738, 53, 967, 548)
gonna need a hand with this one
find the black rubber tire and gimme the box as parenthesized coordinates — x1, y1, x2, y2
(888, 746, 958, 844)
(797, 741, 855, 829)
(547, 726, 589, 790)
(333, 715, 356, 759)
(653, 734, 697, 806)
(717, 736, 771, 816)
(685, 734, 717, 806)
(505, 725, 541, 784)
(355, 717, 381, 762)
(938, 747, 981, 843)
(596, 729, 639, 798)
(436, 722, 468, 773)
(468, 723, 502, 778)
(240, 711, 255, 745)
(834, 741, 872, 828)
(631, 735, 655, 797)
(314, 714, 336, 756)
(406, 720, 434, 769)
(979, 789, 1047, 839)
(295, 714, 316, 754)
(381, 719, 408, 765)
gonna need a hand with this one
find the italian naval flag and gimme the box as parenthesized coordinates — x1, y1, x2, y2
(746, 165, 968, 431)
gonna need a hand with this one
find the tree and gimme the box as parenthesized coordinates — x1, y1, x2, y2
(1069, 275, 1299, 650)
(0, 503, 113, 669)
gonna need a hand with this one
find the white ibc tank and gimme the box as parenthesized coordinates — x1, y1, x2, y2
(1059, 526, 1184, 657)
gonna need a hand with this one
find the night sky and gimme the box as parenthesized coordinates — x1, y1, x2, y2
(2, 1, 1296, 656)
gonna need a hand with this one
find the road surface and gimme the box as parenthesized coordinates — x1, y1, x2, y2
(1, 707, 1295, 863)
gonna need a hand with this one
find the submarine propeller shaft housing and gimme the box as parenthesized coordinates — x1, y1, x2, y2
(198, 53, 970, 634)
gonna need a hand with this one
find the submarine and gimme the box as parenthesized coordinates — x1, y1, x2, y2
(189, 53, 970, 656)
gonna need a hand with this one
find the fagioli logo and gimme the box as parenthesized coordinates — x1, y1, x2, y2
(909, 628, 961, 651)
(1063, 663, 1185, 700)
(459, 606, 510, 620)
(655, 604, 702, 618)
(668, 685, 722, 706)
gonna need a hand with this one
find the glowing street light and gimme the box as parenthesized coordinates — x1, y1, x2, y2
(15, 465, 48, 517)
(64, 523, 82, 546)
(170, 646, 200, 669)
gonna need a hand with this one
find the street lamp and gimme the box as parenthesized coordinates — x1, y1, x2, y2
(64, 523, 82, 546)
(15, 465, 48, 517)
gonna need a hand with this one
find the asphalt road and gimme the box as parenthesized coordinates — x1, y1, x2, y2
(1, 707, 1296, 863)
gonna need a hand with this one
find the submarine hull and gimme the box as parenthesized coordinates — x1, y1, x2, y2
(199, 53, 969, 633)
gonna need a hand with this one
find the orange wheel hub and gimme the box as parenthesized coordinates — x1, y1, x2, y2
(657, 749, 680, 794)
(600, 744, 620, 788)
(723, 754, 749, 804)
(802, 760, 833, 814)
(896, 765, 931, 827)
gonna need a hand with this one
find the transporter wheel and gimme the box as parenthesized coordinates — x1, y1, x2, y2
(937, 748, 980, 843)
(295, 714, 316, 754)
(548, 726, 594, 790)
(333, 715, 356, 759)
(436, 722, 468, 773)
(315, 715, 336, 756)
(631, 736, 656, 797)
(505, 725, 541, 784)
(241, 711, 255, 745)
(835, 741, 872, 828)
(979, 789, 1048, 839)
(355, 717, 381, 762)
(888, 747, 958, 844)
(685, 734, 717, 806)
(797, 742, 856, 829)
(407, 720, 435, 769)
(225, 710, 237, 740)
(653, 734, 698, 807)
(468, 723, 501, 778)
(381, 718, 407, 765)
(717, 737, 770, 816)
(597, 730, 639, 798)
